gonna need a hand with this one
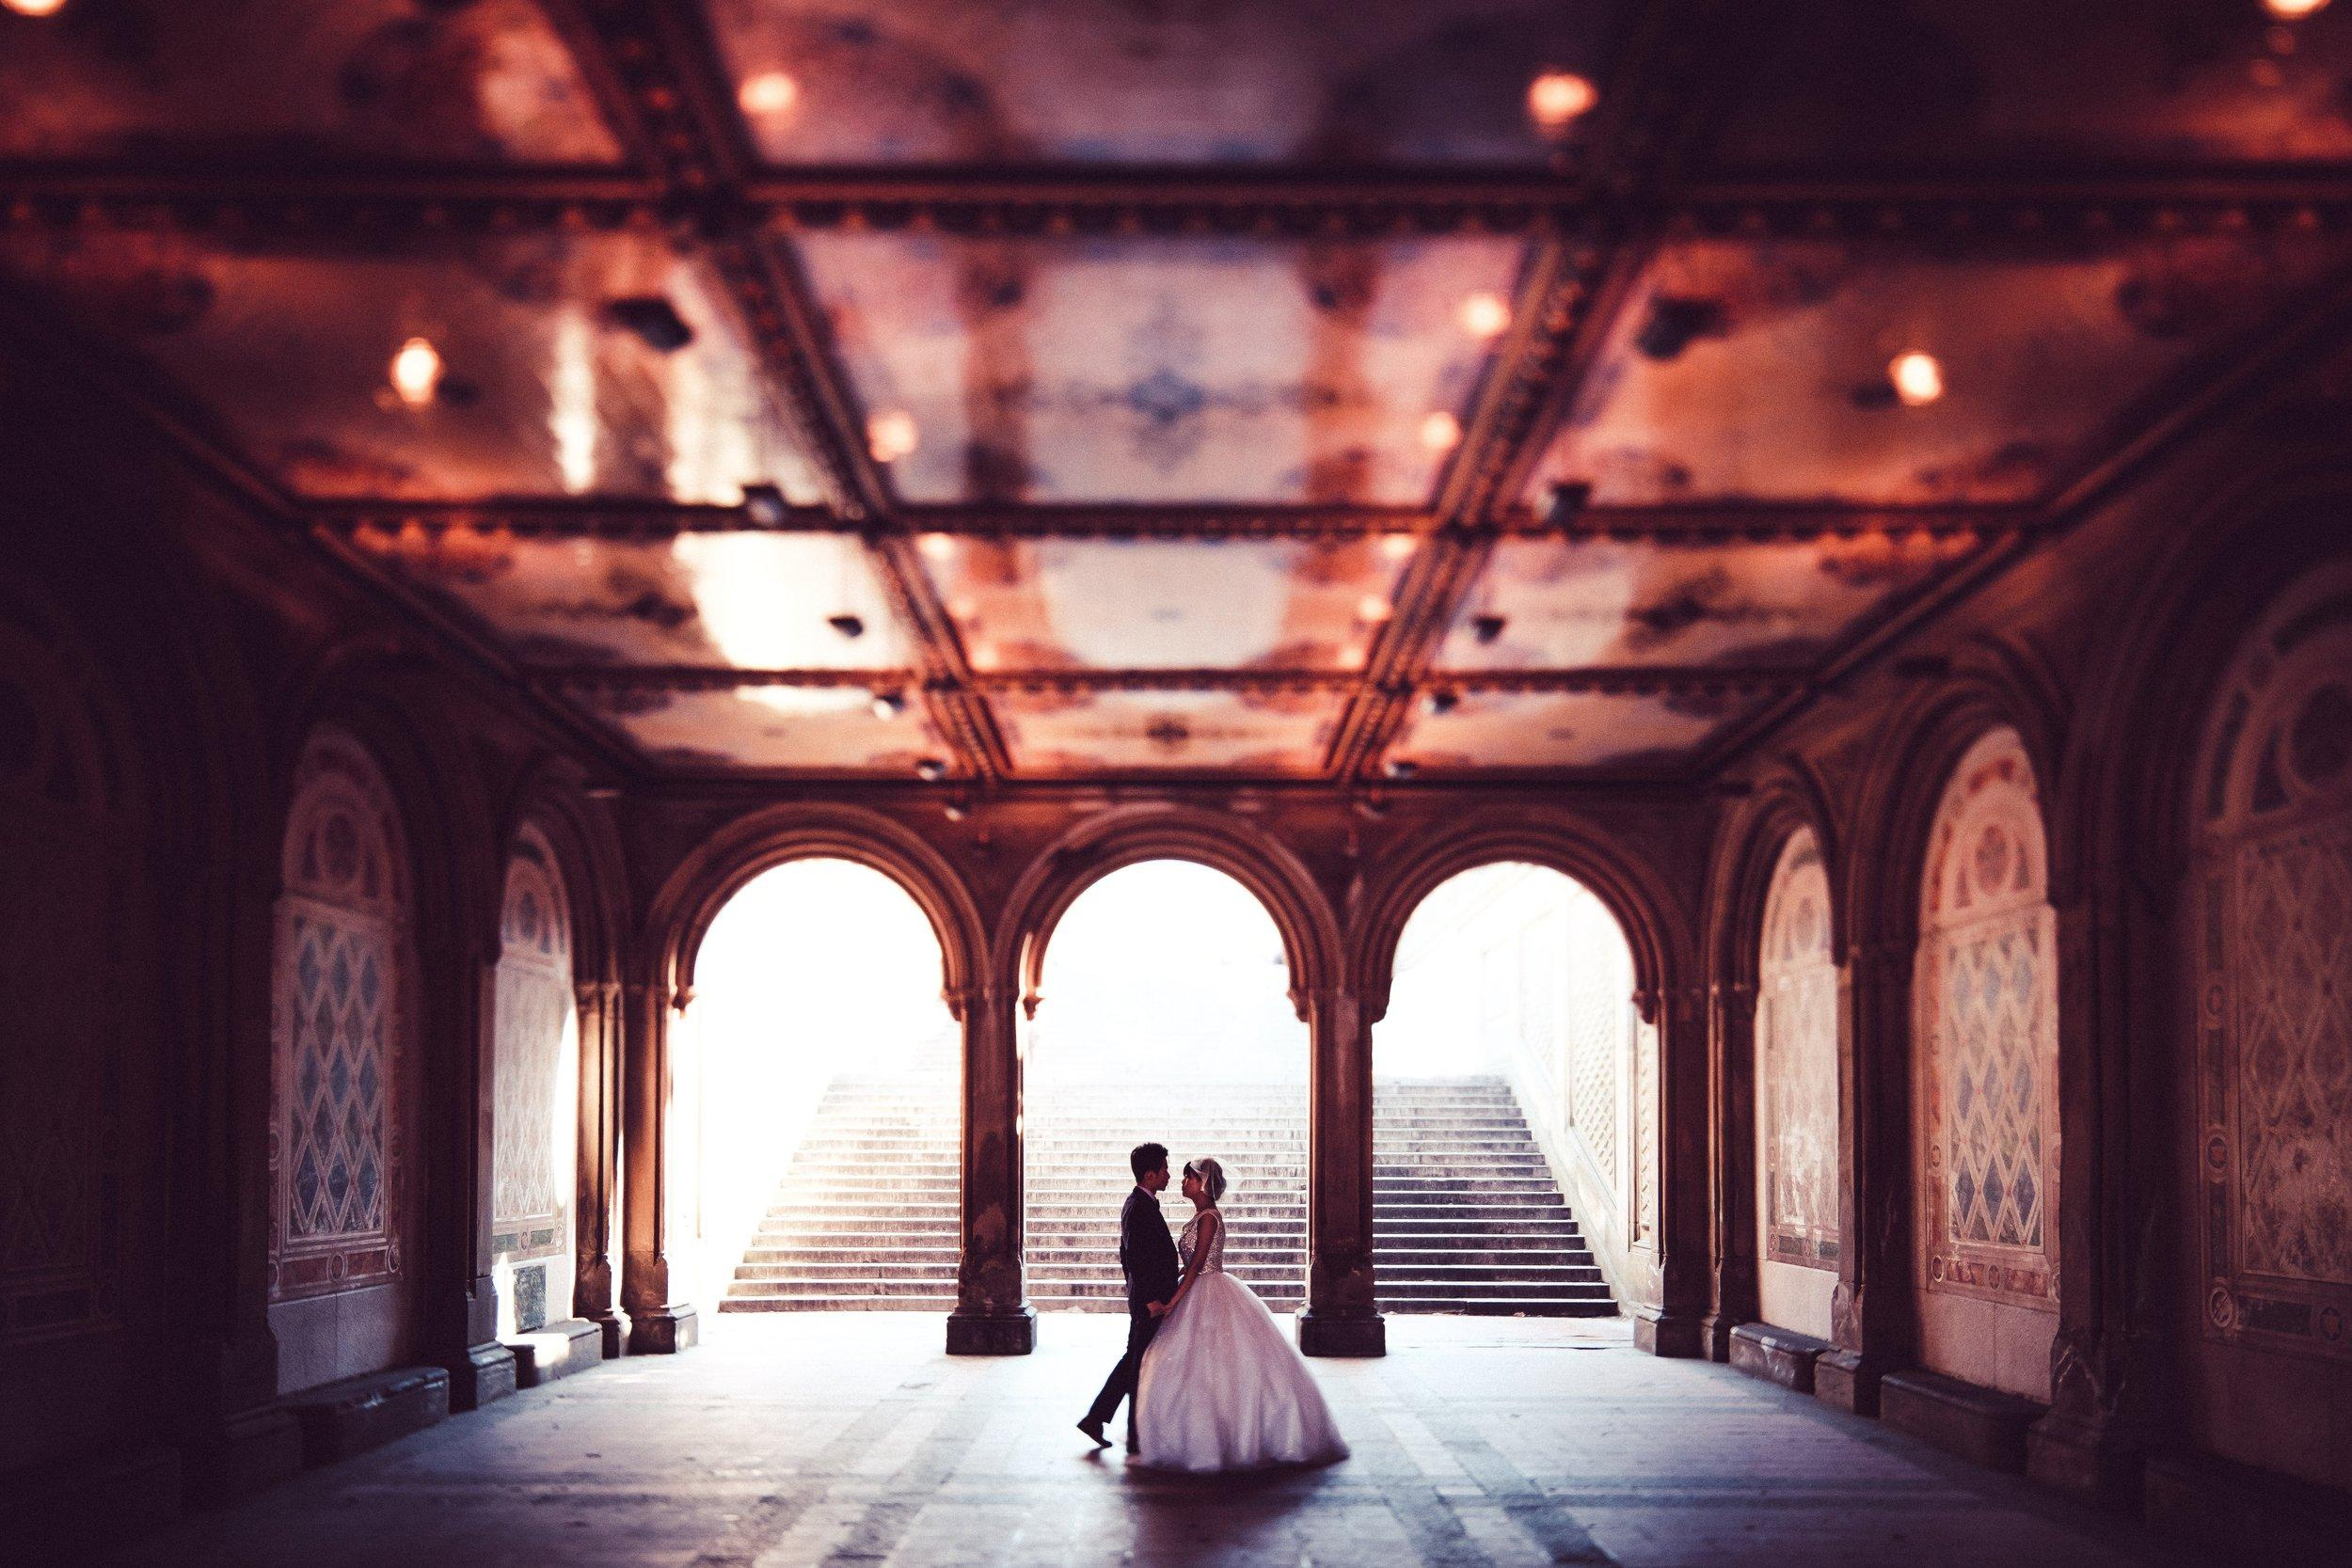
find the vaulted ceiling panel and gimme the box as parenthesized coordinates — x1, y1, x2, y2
(566, 682, 947, 773)
(922, 534, 1416, 672)
(1, 229, 824, 505)
(0, 0, 620, 166)
(1524, 231, 2347, 507)
(708, 0, 1622, 166)
(1713, 0, 2352, 169)
(1438, 530, 1982, 672)
(348, 526, 913, 668)
(797, 231, 1528, 505)
(1391, 687, 1760, 773)
(990, 685, 1345, 774)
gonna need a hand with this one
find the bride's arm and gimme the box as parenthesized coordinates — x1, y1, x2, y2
(1159, 1212, 1219, 1315)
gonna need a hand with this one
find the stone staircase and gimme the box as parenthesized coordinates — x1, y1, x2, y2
(722, 1076, 1614, 1317)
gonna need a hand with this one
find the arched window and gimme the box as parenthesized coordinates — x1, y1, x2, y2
(270, 729, 412, 1314)
(492, 829, 578, 1336)
(2193, 565, 2352, 1363)
(1756, 829, 1838, 1336)
(1914, 726, 2058, 1394)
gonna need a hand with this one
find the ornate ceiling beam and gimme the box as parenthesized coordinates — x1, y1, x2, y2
(552, 0, 1008, 781)
(534, 664, 1801, 697)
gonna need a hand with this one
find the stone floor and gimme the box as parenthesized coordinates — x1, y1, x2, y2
(100, 1314, 2197, 1568)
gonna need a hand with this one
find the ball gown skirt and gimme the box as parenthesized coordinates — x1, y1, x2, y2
(1132, 1271, 1350, 1472)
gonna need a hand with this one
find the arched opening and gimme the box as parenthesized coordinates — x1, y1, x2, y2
(2179, 561, 2352, 1491)
(1912, 725, 2059, 1400)
(1023, 860, 1309, 1314)
(268, 726, 421, 1393)
(1374, 862, 1639, 1316)
(489, 828, 584, 1365)
(674, 858, 958, 1315)
(1754, 828, 1840, 1338)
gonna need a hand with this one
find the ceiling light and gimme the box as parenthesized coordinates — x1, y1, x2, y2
(867, 409, 919, 464)
(1457, 292, 1512, 339)
(740, 482, 787, 528)
(1425, 689, 1459, 717)
(389, 337, 443, 407)
(1385, 758, 1421, 781)
(3, 0, 70, 15)
(2267, 0, 2328, 18)
(1358, 594, 1393, 623)
(1378, 532, 1418, 562)
(1471, 613, 1507, 645)
(1888, 351, 1944, 407)
(739, 71, 801, 117)
(914, 757, 949, 782)
(1527, 71, 1597, 131)
(918, 531, 957, 562)
(827, 613, 866, 640)
(870, 689, 908, 721)
(1419, 410, 1462, 451)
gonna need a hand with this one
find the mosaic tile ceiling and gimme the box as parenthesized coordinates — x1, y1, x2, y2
(2, 0, 2345, 782)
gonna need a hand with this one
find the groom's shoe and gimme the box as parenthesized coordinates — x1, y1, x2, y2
(1076, 1417, 1111, 1449)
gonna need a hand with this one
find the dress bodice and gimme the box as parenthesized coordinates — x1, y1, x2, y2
(1179, 1209, 1226, 1275)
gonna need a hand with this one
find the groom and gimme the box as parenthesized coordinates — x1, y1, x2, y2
(1077, 1142, 1179, 1452)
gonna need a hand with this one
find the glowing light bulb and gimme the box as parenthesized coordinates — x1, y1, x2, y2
(917, 531, 957, 561)
(1378, 532, 1418, 562)
(1419, 410, 1463, 451)
(3, 0, 71, 16)
(1528, 71, 1597, 131)
(389, 337, 443, 407)
(2267, 0, 2328, 19)
(739, 71, 801, 117)
(1358, 594, 1393, 623)
(1889, 351, 1944, 407)
(1457, 291, 1511, 339)
(867, 409, 918, 463)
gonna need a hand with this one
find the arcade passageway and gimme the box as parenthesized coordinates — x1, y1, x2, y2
(90, 1315, 2195, 1568)
(7, 0, 2352, 1560)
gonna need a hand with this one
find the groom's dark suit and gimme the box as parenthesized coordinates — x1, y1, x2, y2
(1083, 1184, 1182, 1448)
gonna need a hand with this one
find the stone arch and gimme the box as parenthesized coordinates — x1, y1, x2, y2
(1353, 812, 1692, 1024)
(497, 759, 629, 993)
(649, 802, 985, 1019)
(998, 804, 1342, 1021)
(488, 824, 580, 1338)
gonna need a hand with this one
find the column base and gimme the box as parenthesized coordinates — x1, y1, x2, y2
(626, 1304, 698, 1355)
(946, 1307, 1037, 1355)
(1296, 1310, 1385, 1358)
(1632, 1308, 1704, 1358)
(446, 1339, 517, 1412)
(183, 1402, 304, 1506)
(1698, 1311, 1740, 1362)
(1814, 1347, 1895, 1416)
(588, 1309, 628, 1360)
(2026, 1406, 2146, 1505)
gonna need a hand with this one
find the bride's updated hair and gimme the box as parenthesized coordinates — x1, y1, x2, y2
(1183, 1157, 1228, 1202)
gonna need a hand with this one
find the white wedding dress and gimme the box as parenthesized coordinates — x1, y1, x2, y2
(1133, 1208, 1349, 1472)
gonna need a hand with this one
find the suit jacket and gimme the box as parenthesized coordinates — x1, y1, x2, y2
(1119, 1185, 1181, 1311)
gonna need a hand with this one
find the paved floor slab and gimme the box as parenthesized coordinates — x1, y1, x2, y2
(94, 1314, 2195, 1568)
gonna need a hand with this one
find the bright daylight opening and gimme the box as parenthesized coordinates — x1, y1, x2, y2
(1373, 863, 1636, 1317)
(1024, 861, 1308, 1313)
(675, 859, 957, 1314)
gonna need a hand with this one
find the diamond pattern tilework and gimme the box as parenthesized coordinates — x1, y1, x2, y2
(491, 842, 572, 1262)
(1758, 831, 1840, 1269)
(283, 912, 390, 1242)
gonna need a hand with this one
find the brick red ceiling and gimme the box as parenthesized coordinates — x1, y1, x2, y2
(2, 0, 2346, 785)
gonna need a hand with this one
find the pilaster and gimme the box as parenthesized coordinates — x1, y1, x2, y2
(1298, 986, 1384, 1357)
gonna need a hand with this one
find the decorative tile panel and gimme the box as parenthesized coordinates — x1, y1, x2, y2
(2196, 565, 2352, 1363)
(492, 833, 573, 1270)
(271, 730, 409, 1302)
(1758, 829, 1840, 1270)
(1914, 727, 2058, 1309)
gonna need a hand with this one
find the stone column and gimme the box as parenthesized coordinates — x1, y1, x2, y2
(1636, 985, 1708, 1358)
(1701, 977, 1761, 1362)
(619, 978, 696, 1353)
(2025, 890, 2155, 1499)
(1816, 940, 1914, 1414)
(1298, 986, 1384, 1357)
(573, 978, 627, 1357)
(949, 984, 1035, 1354)
(436, 935, 516, 1410)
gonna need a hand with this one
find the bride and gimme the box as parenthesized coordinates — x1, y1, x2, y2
(1132, 1157, 1349, 1471)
